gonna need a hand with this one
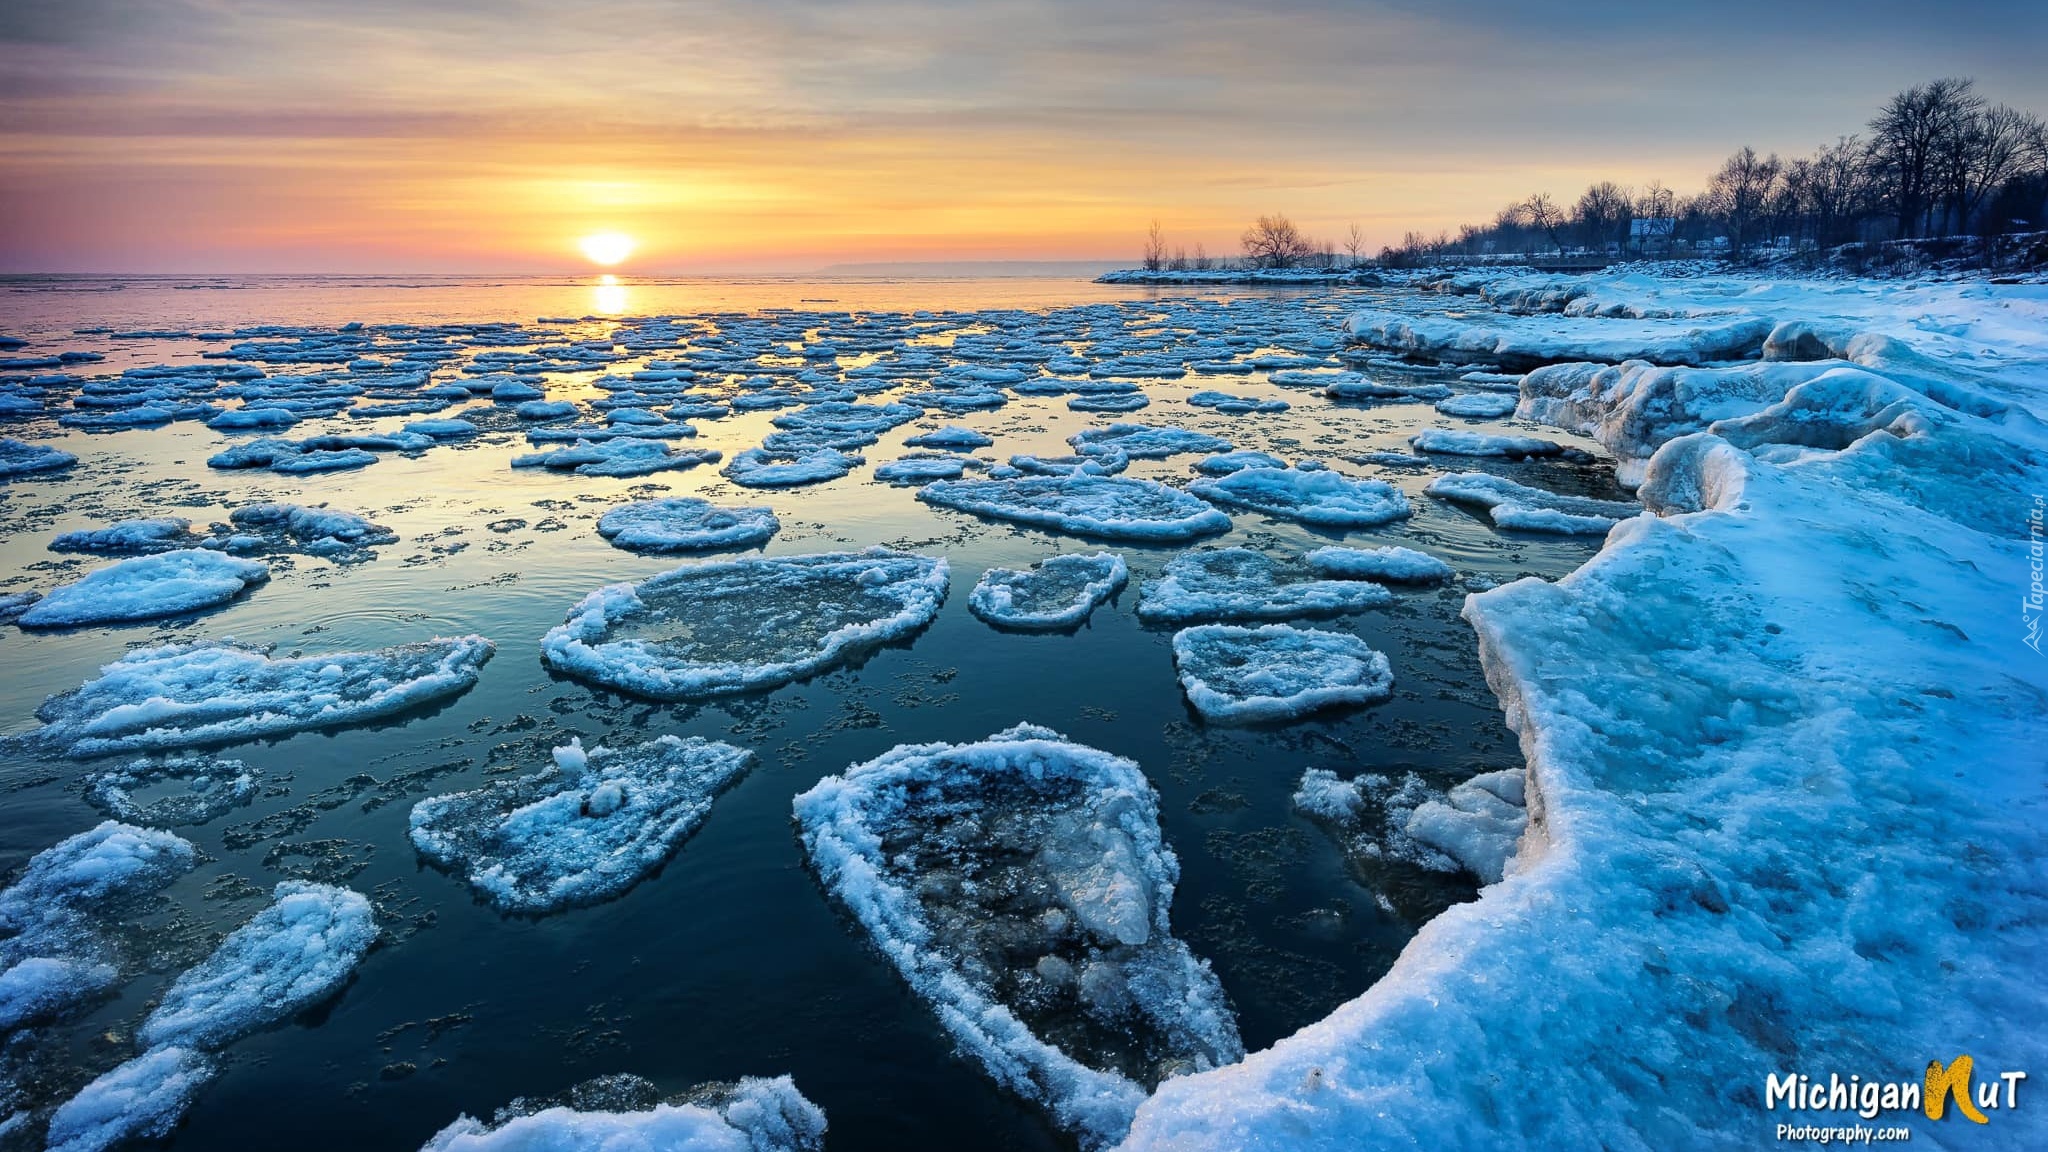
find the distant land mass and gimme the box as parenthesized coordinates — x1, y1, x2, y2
(813, 259, 1127, 277)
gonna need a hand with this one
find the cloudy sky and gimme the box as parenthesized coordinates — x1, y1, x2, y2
(2, 0, 2042, 272)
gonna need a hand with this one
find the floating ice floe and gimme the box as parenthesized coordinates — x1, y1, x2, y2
(44, 1045, 217, 1152)
(794, 724, 1241, 1146)
(1186, 391, 1288, 415)
(1068, 393, 1150, 413)
(1187, 466, 1410, 528)
(904, 425, 993, 450)
(0, 591, 40, 624)
(50, 518, 197, 555)
(1344, 307, 1774, 370)
(1069, 423, 1230, 460)
(402, 418, 479, 440)
(1408, 428, 1564, 457)
(919, 476, 1230, 542)
(1191, 450, 1286, 475)
(722, 446, 862, 487)
(968, 553, 1128, 630)
(1425, 472, 1639, 534)
(0, 437, 77, 477)
(1433, 393, 1519, 418)
(410, 735, 753, 913)
(512, 438, 722, 478)
(1009, 451, 1128, 477)
(1136, 548, 1391, 624)
(1171, 624, 1393, 722)
(221, 502, 398, 557)
(874, 453, 979, 484)
(1304, 545, 1454, 583)
(419, 1074, 827, 1152)
(541, 549, 947, 699)
(595, 497, 779, 553)
(17, 550, 270, 629)
(36, 635, 495, 756)
(1324, 377, 1453, 401)
(1292, 767, 1526, 885)
(85, 755, 258, 826)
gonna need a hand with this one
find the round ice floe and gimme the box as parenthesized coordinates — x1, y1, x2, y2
(904, 425, 994, 450)
(721, 446, 863, 487)
(874, 453, 979, 484)
(1425, 472, 1639, 534)
(410, 735, 753, 913)
(0, 436, 77, 477)
(50, 518, 197, 555)
(1173, 624, 1392, 722)
(18, 550, 270, 628)
(540, 549, 948, 699)
(1187, 466, 1410, 528)
(225, 502, 398, 555)
(1304, 545, 1454, 583)
(1433, 392, 1520, 418)
(85, 755, 258, 826)
(919, 475, 1231, 542)
(513, 438, 722, 478)
(1192, 451, 1287, 475)
(419, 1074, 827, 1152)
(969, 553, 1128, 630)
(1068, 423, 1231, 460)
(596, 497, 779, 553)
(1409, 428, 1564, 458)
(793, 724, 1241, 1147)
(1137, 548, 1391, 624)
(36, 636, 496, 756)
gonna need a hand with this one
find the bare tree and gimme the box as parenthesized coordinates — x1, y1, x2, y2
(1945, 104, 2047, 234)
(1522, 193, 1566, 253)
(1573, 181, 1633, 251)
(1191, 242, 1212, 271)
(1707, 147, 1783, 254)
(1240, 213, 1313, 269)
(1868, 78, 1983, 237)
(1343, 223, 1366, 266)
(1142, 220, 1167, 272)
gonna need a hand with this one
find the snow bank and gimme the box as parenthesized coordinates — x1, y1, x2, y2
(596, 498, 779, 553)
(1187, 467, 1410, 528)
(1425, 472, 1640, 534)
(1137, 548, 1391, 624)
(541, 549, 947, 699)
(919, 476, 1231, 541)
(1171, 625, 1392, 722)
(420, 1075, 826, 1152)
(410, 735, 752, 913)
(794, 724, 1241, 1147)
(1303, 545, 1453, 583)
(969, 553, 1128, 630)
(36, 635, 495, 755)
(18, 550, 270, 628)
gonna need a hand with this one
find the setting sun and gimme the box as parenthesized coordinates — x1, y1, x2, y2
(577, 232, 636, 266)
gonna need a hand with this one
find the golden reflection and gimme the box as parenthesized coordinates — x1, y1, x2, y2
(594, 273, 627, 315)
(578, 232, 636, 266)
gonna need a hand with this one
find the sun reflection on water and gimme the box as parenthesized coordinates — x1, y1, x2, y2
(594, 273, 628, 315)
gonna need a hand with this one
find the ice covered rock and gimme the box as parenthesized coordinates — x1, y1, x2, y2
(1069, 423, 1230, 460)
(419, 1074, 827, 1152)
(43, 1045, 217, 1152)
(919, 476, 1230, 542)
(1408, 428, 1564, 457)
(721, 446, 862, 487)
(1425, 472, 1639, 534)
(0, 437, 76, 477)
(541, 549, 947, 699)
(410, 735, 752, 913)
(1171, 624, 1393, 722)
(969, 553, 1128, 630)
(85, 755, 258, 826)
(50, 518, 197, 555)
(1433, 393, 1518, 418)
(794, 724, 1241, 1146)
(36, 635, 495, 755)
(1187, 467, 1409, 528)
(17, 550, 270, 628)
(1304, 545, 1453, 583)
(513, 438, 721, 478)
(1137, 548, 1391, 624)
(596, 498, 779, 553)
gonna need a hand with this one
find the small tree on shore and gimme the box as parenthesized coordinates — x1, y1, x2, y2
(1343, 223, 1366, 266)
(1241, 213, 1313, 269)
(1522, 193, 1566, 253)
(1142, 220, 1167, 271)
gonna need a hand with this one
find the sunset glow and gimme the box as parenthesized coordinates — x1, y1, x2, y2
(578, 233, 637, 267)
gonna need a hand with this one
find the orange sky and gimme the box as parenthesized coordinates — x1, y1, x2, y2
(2, 0, 2042, 272)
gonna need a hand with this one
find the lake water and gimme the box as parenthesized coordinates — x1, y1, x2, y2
(0, 274, 1621, 1150)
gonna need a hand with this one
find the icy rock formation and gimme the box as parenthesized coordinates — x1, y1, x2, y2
(84, 755, 258, 826)
(1425, 472, 1640, 534)
(968, 553, 1128, 630)
(919, 476, 1231, 542)
(419, 1074, 827, 1152)
(1171, 625, 1393, 722)
(1187, 467, 1410, 528)
(49, 518, 197, 555)
(541, 549, 947, 699)
(36, 636, 495, 755)
(410, 735, 753, 913)
(1303, 545, 1453, 583)
(596, 497, 779, 553)
(18, 550, 270, 628)
(1407, 428, 1564, 458)
(1137, 548, 1391, 624)
(794, 724, 1242, 1147)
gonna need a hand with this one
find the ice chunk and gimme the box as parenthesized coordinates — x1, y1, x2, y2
(919, 476, 1231, 542)
(138, 881, 376, 1050)
(1323, 377, 1452, 401)
(44, 1046, 218, 1152)
(1171, 624, 1393, 722)
(1187, 467, 1410, 528)
(969, 553, 1128, 630)
(1403, 771, 1529, 884)
(1425, 472, 1639, 534)
(1345, 307, 1773, 370)
(513, 399, 577, 420)
(1186, 391, 1287, 415)
(904, 425, 993, 449)
(793, 724, 1241, 1146)
(411, 735, 752, 913)
(0, 437, 76, 477)
(1009, 451, 1129, 477)
(1433, 393, 1519, 418)
(1068, 423, 1230, 460)
(36, 635, 495, 755)
(513, 438, 722, 478)
(1304, 545, 1454, 583)
(50, 518, 197, 555)
(0, 590, 39, 623)
(17, 550, 270, 628)
(84, 755, 258, 826)
(541, 549, 947, 699)
(588, 492, 779, 549)
(226, 502, 398, 555)
(721, 446, 862, 487)
(874, 453, 978, 484)
(419, 1075, 827, 1152)
(1408, 428, 1564, 457)
(401, 418, 479, 439)
(1137, 548, 1392, 624)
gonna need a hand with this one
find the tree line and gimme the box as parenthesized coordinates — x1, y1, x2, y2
(1141, 78, 2047, 271)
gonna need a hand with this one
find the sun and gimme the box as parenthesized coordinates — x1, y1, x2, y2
(578, 232, 636, 266)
